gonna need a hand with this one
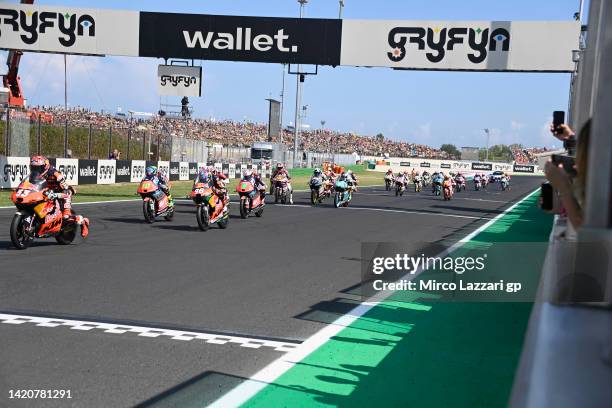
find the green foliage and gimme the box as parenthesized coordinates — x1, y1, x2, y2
(440, 143, 461, 158)
(478, 144, 513, 162)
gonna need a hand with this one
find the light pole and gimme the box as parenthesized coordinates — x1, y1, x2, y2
(280, 63, 286, 145)
(339, 0, 345, 18)
(484, 128, 490, 161)
(293, 0, 308, 168)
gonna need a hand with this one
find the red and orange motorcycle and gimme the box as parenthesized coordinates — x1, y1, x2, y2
(236, 179, 265, 219)
(10, 178, 79, 249)
(273, 174, 290, 204)
(137, 179, 174, 223)
(191, 182, 229, 230)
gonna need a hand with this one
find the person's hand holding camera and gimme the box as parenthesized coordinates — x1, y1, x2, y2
(549, 123, 575, 142)
(544, 161, 572, 199)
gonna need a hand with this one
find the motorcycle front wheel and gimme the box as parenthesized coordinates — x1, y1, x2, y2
(311, 189, 319, 206)
(143, 200, 156, 223)
(240, 199, 249, 219)
(10, 213, 33, 250)
(196, 204, 210, 231)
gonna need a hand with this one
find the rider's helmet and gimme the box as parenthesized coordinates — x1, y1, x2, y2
(145, 166, 157, 178)
(29, 155, 50, 179)
(277, 163, 285, 170)
(198, 168, 209, 181)
(243, 169, 253, 179)
(415, 171, 420, 176)
(314, 168, 322, 176)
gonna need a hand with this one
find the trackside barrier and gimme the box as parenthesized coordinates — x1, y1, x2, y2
(373, 157, 542, 176)
(0, 156, 271, 189)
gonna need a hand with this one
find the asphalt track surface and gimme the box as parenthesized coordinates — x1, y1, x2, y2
(0, 176, 543, 407)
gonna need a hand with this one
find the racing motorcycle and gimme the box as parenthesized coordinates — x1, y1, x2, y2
(236, 179, 265, 218)
(395, 177, 406, 197)
(334, 179, 353, 207)
(422, 174, 432, 188)
(414, 178, 422, 193)
(10, 178, 79, 249)
(137, 179, 174, 223)
(474, 178, 481, 191)
(500, 178, 510, 191)
(384, 173, 393, 191)
(309, 176, 333, 205)
(454, 176, 466, 192)
(273, 174, 290, 204)
(191, 182, 229, 230)
(443, 183, 454, 201)
(432, 181, 442, 196)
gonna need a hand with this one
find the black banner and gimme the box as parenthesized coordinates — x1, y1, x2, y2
(169, 162, 181, 181)
(138, 12, 342, 65)
(420, 162, 431, 168)
(115, 160, 131, 183)
(441, 163, 451, 169)
(188, 162, 198, 178)
(78, 160, 97, 185)
(472, 162, 493, 171)
(399, 162, 411, 167)
(513, 164, 535, 173)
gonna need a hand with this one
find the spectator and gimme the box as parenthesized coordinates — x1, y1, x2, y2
(544, 121, 590, 229)
(109, 149, 121, 160)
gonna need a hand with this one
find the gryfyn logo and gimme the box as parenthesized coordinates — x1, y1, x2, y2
(0, 8, 95, 47)
(183, 28, 299, 53)
(388, 26, 510, 64)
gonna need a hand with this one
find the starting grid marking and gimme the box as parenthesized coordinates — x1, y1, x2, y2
(0, 313, 299, 353)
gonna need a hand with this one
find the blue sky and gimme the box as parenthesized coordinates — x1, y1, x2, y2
(8, 0, 583, 149)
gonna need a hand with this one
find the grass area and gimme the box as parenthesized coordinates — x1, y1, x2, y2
(0, 165, 383, 207)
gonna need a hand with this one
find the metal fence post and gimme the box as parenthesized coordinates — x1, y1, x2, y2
(37, 116, 41, 155)
(156, 133, 160, 161)
(127, 127, 131, 160)
(5, 107, 10, 156)
(87, 123, 92, 159)
(63, 117, 68, 158)
(108, 124, 112, 159)
(142, 131, 146, 160)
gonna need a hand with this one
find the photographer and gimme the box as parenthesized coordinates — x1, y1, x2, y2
(543, 120, 590, 229)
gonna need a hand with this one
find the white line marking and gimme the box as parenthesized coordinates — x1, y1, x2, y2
(0, 185, 385, 209)
(209, 188, 540, 408)
(276, 203, 493, 221)
(0, 313, 299, 352)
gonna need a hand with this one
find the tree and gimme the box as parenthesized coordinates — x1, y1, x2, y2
(478, 144, 513, 162)
(376, 133, 385, 141)
(440, 143, 461, 158)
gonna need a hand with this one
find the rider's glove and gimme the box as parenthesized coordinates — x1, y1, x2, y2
(45, 191, 56, 200)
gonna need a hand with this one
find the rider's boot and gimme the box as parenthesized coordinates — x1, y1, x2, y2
(75, 215, 90, 238)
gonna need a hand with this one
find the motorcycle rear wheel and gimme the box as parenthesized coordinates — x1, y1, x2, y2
(10, 213, 33, 250)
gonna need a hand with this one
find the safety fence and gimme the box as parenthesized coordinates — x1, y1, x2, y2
(0, 156, 271, 189)
(375, 157, 542, 175)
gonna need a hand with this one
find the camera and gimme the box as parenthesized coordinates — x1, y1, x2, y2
(551, 154, 577, 177)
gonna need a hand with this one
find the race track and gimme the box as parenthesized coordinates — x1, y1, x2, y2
(0, 176, 543, 407)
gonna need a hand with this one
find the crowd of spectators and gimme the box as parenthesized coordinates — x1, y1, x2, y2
(27, 106, 450, 159)
(512, 146, 549, 164)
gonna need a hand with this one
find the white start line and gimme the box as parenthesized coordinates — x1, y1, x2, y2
(0, 313, 299, 353)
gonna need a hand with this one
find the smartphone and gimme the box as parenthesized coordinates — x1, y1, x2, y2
(552, 154, 577, 177)
(553, 111, 565, 134)
(540, 183, 554, 211)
